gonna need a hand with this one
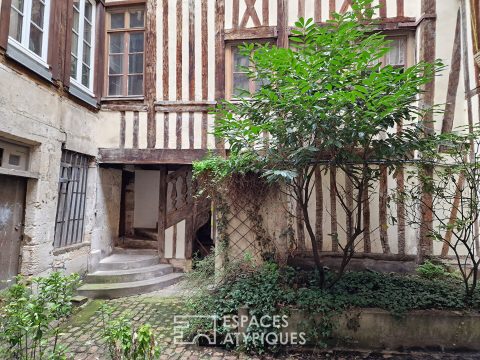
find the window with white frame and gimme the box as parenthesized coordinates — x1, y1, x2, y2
(8, 0, 51, 62)
(71, 0, 96, 91)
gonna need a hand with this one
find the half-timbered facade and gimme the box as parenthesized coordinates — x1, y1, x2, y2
(0, 0, 479, 285)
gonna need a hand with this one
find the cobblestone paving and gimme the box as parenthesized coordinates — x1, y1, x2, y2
(54, 286, 480, 360)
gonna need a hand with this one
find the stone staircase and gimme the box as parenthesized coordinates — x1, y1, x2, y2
(77, 249, 184, 299)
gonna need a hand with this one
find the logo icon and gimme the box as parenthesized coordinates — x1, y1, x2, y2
(173, 315, 217, 345)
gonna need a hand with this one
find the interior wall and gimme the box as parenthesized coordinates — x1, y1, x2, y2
(133, 170, 160, 229)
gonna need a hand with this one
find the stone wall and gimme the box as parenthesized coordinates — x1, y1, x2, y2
(0, 62, 118, 277)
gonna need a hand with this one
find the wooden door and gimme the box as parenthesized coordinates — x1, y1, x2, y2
(0, 175, 26, 289)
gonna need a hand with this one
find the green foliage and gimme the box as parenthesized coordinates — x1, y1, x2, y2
(0, 272, 81, 360)
(416, 260, 454, 280)
(99, 305, 161, 360)
(187, 263, 480, 354)
(199, 0, 442, 285)
(401, 126, 480, 301)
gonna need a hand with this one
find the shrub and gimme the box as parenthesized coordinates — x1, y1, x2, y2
(187, 263, 480, 354)
(0, 272, 81, 360)
(99, 305, 161, 360)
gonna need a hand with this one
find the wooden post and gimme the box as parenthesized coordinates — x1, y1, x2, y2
(418, 0, 436, 260)
(158, 166, 167, 258)
(0, 0, 12, 50)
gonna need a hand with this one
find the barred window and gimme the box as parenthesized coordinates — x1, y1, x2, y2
(54, 151, 89, 248)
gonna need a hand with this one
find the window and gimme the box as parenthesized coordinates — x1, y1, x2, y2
(54, 151, 89, 248)
(8, 0, 51, 62)
(0, 139, 29, 171)
(226, 43, 269, 99)
(373, 36, 409, 69)
(106, 9, 145, 97)
(71, 0, 96, 92)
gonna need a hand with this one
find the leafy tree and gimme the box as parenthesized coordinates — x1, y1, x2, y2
(401, 128, 480, 302)
(206, 0, 440, 286)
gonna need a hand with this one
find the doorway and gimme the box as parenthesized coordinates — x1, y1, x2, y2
(0, 175, 26, 289)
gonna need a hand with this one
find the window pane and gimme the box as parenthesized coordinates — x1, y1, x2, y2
(82, 43, 91, 64)
(233, 49, 249, 71)
(130, 10, 144, 28)
(129, 32, 144, 53)
(129, 53, 143, 74)
(83, 22, 92, 45)
(84, 1, 93, 22)
(71, 56, 78, 78)
(72, 6, 80, 32)
(386, 38, 406, 67)
(71, 33, 79, 56)
(109, 55, 123, 74)
(81, 64, 90, 87)
(110, 13, 125, 29)
(73, 0, 80, 10)
(110, 33, 124, 53)
(128, 75, 143, 95)
(108, 76, 123, 96)
(233, 73, 249, 97)
(9, 10, 23, 42)
(31, 0, 45, 28)
(11, 0, 24, 12)
(29, 25, 43, 56)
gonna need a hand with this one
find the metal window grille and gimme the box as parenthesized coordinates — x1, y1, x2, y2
(54, 151, 89, 248)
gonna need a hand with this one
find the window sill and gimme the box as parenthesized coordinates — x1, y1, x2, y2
(69, 82, 99, 108)
(52, 242, 91, 256)
(6, 40, 52, 82)
(101, 96, 145, 102)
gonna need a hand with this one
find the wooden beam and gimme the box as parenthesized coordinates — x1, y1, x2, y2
(188, 0, 195, 101)
(184, 213, 194, 260)
(105, 0, 146, 7)
(201, 0, 208, 100)
(329, 0, 336, 20)
(0, 0, 12, 50)
(176, 113, 182, 149)
(362, 183, 371, 253)
(158, 166, 167, 258)
(277, 0, 288, 48)
(262, 0, 269, 25)
(379, 0, 387, 18)
(201, 112, 208, 149)
(441, 9, 461, 135)
(314, 0, 322, 23)
(397, 0, 404, 17)
(379, 165, 391, 254)
(314, 167, 323, 252)
(95, 3, 106, 102)
(145, 0, 157, 148)
(98, 148, 218, 164)
(240, 0, 261, 28)
(189, 112, 194, 149)
(133, 111, 139, 148)
(176, 0, 183, 101)
(419, 0, 436, 258)
(224, 26, 277, 41)
(233, 0, 239, 28)
(120, 111, 126, 149)
(162, 0, 169, 100)
(298, 0, 305, 19)
(215, 0, 226, 101)
(330, 166, 338, 252)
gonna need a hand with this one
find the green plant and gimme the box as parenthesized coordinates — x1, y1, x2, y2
(0, 272, 81, 360)
(187, 262, 480, 354)
(416, 260, 452, 280)
(401, 127, 480, 302)
(197, 0, 441, 286)
(99, 305, 160, 360)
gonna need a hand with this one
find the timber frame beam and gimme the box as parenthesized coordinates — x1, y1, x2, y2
(98, 148, 219, 164)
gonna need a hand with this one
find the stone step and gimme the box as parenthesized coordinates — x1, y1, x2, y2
(77, 272, 184, 299)
(85, 264, 173, 284)
(97, 252, 160, 271)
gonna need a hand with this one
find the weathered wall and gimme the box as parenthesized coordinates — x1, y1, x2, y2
(0, 61, 117, 277)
